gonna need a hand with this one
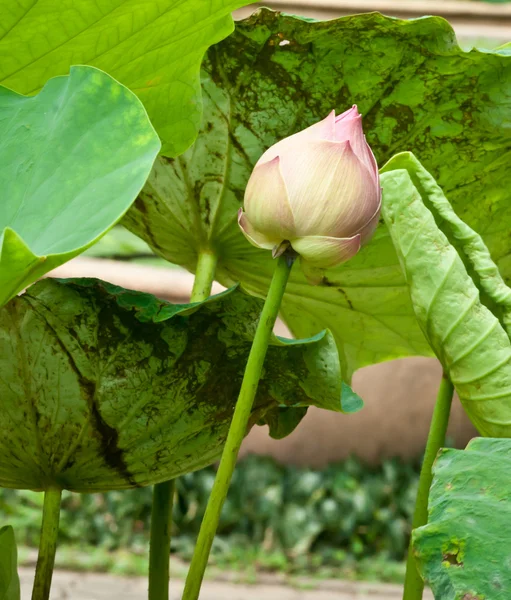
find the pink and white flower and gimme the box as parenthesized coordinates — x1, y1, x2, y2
(238, 106, 381, 277)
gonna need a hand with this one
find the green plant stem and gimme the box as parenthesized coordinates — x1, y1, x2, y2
(190, 251, 218, 303)
(148, 249, 218, 600)
(32, 488, 62, 600)
(182, 253, 294, 600)
(402, 373, 454, 600)
(149, 480, 175, 600)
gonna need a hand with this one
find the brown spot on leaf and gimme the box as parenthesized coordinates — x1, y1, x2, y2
(443, 551, 463, 567)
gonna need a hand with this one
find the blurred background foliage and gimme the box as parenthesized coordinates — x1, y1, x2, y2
(1, 454, 422, 582)
(83, 226, 166, 267)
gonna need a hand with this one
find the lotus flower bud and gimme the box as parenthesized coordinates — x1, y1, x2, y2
(238, 106, 381, 280)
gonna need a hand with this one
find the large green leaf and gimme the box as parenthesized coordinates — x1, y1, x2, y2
(0, 278, 360, 492)
(0, 526, 20, 600)
(380, 152, 511, 438)
(0, 65, 160, 307)
(123, 10, 511, 379)
(0, 0, 248, 156)
(413, 438, 511, 599)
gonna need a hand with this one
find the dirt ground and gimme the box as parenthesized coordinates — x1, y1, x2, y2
(20, 569, 434, 599)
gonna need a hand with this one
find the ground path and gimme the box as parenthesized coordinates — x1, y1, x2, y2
(20, 569, 434, 600)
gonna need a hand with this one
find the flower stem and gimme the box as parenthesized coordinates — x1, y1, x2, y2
(402, 373, 454, 600)
(32, 488, 62, 600)
(148, 249, 218, 600)
(148, 480, 175, 600)
(182, 253, 294, 600)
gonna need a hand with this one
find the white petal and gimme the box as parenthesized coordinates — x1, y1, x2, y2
(244, 156, 296, 240)
(279, 140, 380, 238)
(335, 105, 359, 125)
(356, 199, 382, 243)
(291, 234, 361, 268)
(256, 112, 336, 166)
(238, 210, 276, 250)
(334, 112, 379, 182)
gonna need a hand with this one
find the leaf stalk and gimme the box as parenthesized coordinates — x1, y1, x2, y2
(32, 488, 62, 600)
(190, 251, 218, 303)
(148, 249, 218, 600)
(402, 373, 454, 600)
(149, 480, 175, 600)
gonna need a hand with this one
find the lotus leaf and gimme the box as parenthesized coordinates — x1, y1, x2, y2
(0, 278, 360, 492)
(413, 438, 511, 599)
(0, 66, 160, 307)
(380, 152, 511, 438)
(123, 10, 511, 379)
(0, 0, 248, 156)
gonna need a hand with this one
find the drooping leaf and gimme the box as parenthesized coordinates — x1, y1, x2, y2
(123, 10, 511, 379)
(0, 278, 360, 492)
(0, 0, 248, 156)
(380, 152, 511, 438)
(0, 526, 20, 600)
(413, 438, 511, 599)
(0, 65, 160, 307)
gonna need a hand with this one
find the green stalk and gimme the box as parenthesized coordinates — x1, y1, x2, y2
(32, 488, 62, 600)
(402, 373, 454, 600)
(149, 480, 175, 600)
(148, 249, 218, 600)
(190, 251, 218, 304)
(182, 253, 294, 600)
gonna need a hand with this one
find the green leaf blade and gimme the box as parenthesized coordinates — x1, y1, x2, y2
(0, 526, 20, 600)
(0, 0, 248, 156)
(123, 10, 511, 377)
(0, 278, 358, 492)
(413, 438, 511, 599)
(380, 153, 511, 438)
(0, 65, 161, 306)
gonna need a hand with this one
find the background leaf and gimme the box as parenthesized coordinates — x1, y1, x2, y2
(0, 0, 248, 156)
(123, 10, 511, 379)
(0, 526, 20, 600)
(0, 454, 419, 578)
(380, 153, 511, 437)
(413, 438, 511, 599)
(0, 278, 360, 492)
(0, 65, 160, 307)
